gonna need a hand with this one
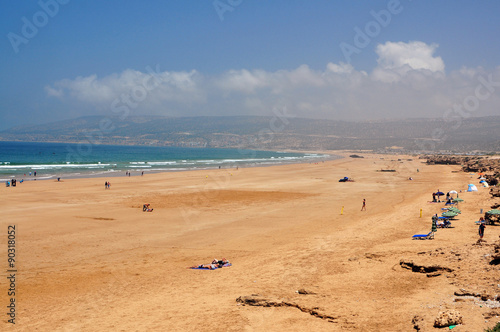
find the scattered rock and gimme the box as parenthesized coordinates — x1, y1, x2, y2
(433, 310, 463, 328)
(426, 271, 442, 278)
(475, 239, 488, 246)
(454, 289, 499, 301)
(400, 259, 454, 273)
(454, 298, 473, 302)
(412, 315, 424, 331)
(483, 309, 500, 319)
(425, 156, 462, 165)
(491, 239, 500, 265)
(296, 288, 316, 295)
(236, 295, 337, 322)
(365, 253, 384, 260)
(455, 288, 479, 297)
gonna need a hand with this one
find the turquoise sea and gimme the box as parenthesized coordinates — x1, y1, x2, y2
(0, 141, 332, 181)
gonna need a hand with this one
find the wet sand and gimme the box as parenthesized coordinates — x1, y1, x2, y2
(1, 152, 498, 331)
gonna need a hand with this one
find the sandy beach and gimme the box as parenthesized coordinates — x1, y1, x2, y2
(1, 153, 499, 331)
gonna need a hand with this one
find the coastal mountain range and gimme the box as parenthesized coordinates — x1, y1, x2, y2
(1, 115, 499, 153)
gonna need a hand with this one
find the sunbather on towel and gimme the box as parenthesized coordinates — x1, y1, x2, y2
(213, 258, 230, 268)
(195, 263, 218, 270)
(437, 220, 451, 228)
(191, 258, 230, 270)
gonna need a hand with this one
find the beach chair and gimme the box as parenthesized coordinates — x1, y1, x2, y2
(412, 232, 434, 240)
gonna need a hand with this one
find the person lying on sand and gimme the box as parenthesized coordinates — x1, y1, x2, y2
(213, 258, 230, 268)
(190, 258, 230, 270)
(194, 263, 218, 270)
(437, 219, 451, 228)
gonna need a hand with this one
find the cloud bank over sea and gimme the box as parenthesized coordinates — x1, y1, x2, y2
(46, 41, 500, 121)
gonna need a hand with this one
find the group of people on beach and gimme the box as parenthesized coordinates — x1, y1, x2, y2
(125, 171, 144, 176)
(5, 179, 21, 187)
(104, 181, 111, 189)
(430, 187, 489, 239)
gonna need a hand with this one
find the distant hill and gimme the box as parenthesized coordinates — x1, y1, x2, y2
(1, 115, 499, 152)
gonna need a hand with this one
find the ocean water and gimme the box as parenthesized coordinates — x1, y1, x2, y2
(0, 141, 332, 181)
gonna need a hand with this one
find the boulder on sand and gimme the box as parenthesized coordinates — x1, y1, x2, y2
(434, 310, 462, 328)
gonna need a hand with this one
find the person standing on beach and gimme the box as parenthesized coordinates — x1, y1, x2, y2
(361, 199, 366, 211)
(479, 222, 485, 239)
(105, 181, 108, 189)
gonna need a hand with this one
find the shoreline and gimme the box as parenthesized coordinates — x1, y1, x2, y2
(1, 148, 341, 182)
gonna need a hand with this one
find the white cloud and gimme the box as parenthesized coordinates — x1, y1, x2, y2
(372, 41, 445, 82)
(45, 85, 63, 98)
(376, 41, 445, 72)
(216, 69, 270, 93)
(47, 69, 203, 106)
(326, 62, 354, 74)
(46, 41, 500, 121)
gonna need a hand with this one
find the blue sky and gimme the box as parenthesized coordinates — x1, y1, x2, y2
(1, 0, 499, 130)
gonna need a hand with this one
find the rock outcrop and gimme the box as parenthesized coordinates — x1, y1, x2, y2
(490, 187, 500, 198)
(424, 155, 500, 199)
(424, 155, 463, 165)
(236, 295, 337, 322)
(492, 237, 500, 265)
(400, 259, 454, 274)
(433, 310, 463, 328)
(411, 315, 424, 331)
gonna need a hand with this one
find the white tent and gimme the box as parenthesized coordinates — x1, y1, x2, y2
(467, 184, 478, 192)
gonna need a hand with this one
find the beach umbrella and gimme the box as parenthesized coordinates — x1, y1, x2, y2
(447, 207, 461, 214)
(442, 211, 458, 217)
(449, 190, 458, 195)
(486, 209, 500, 215)
(452, 197, 464, 207)
(436, 191, 445, 196)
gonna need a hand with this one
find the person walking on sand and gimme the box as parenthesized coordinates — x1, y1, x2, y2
(479, 222, 486, 239)
(105, 181, 108, 189)
(361, 199, 366, 211)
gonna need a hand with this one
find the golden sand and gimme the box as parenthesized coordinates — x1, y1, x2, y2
(1, 153, 498, 331)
